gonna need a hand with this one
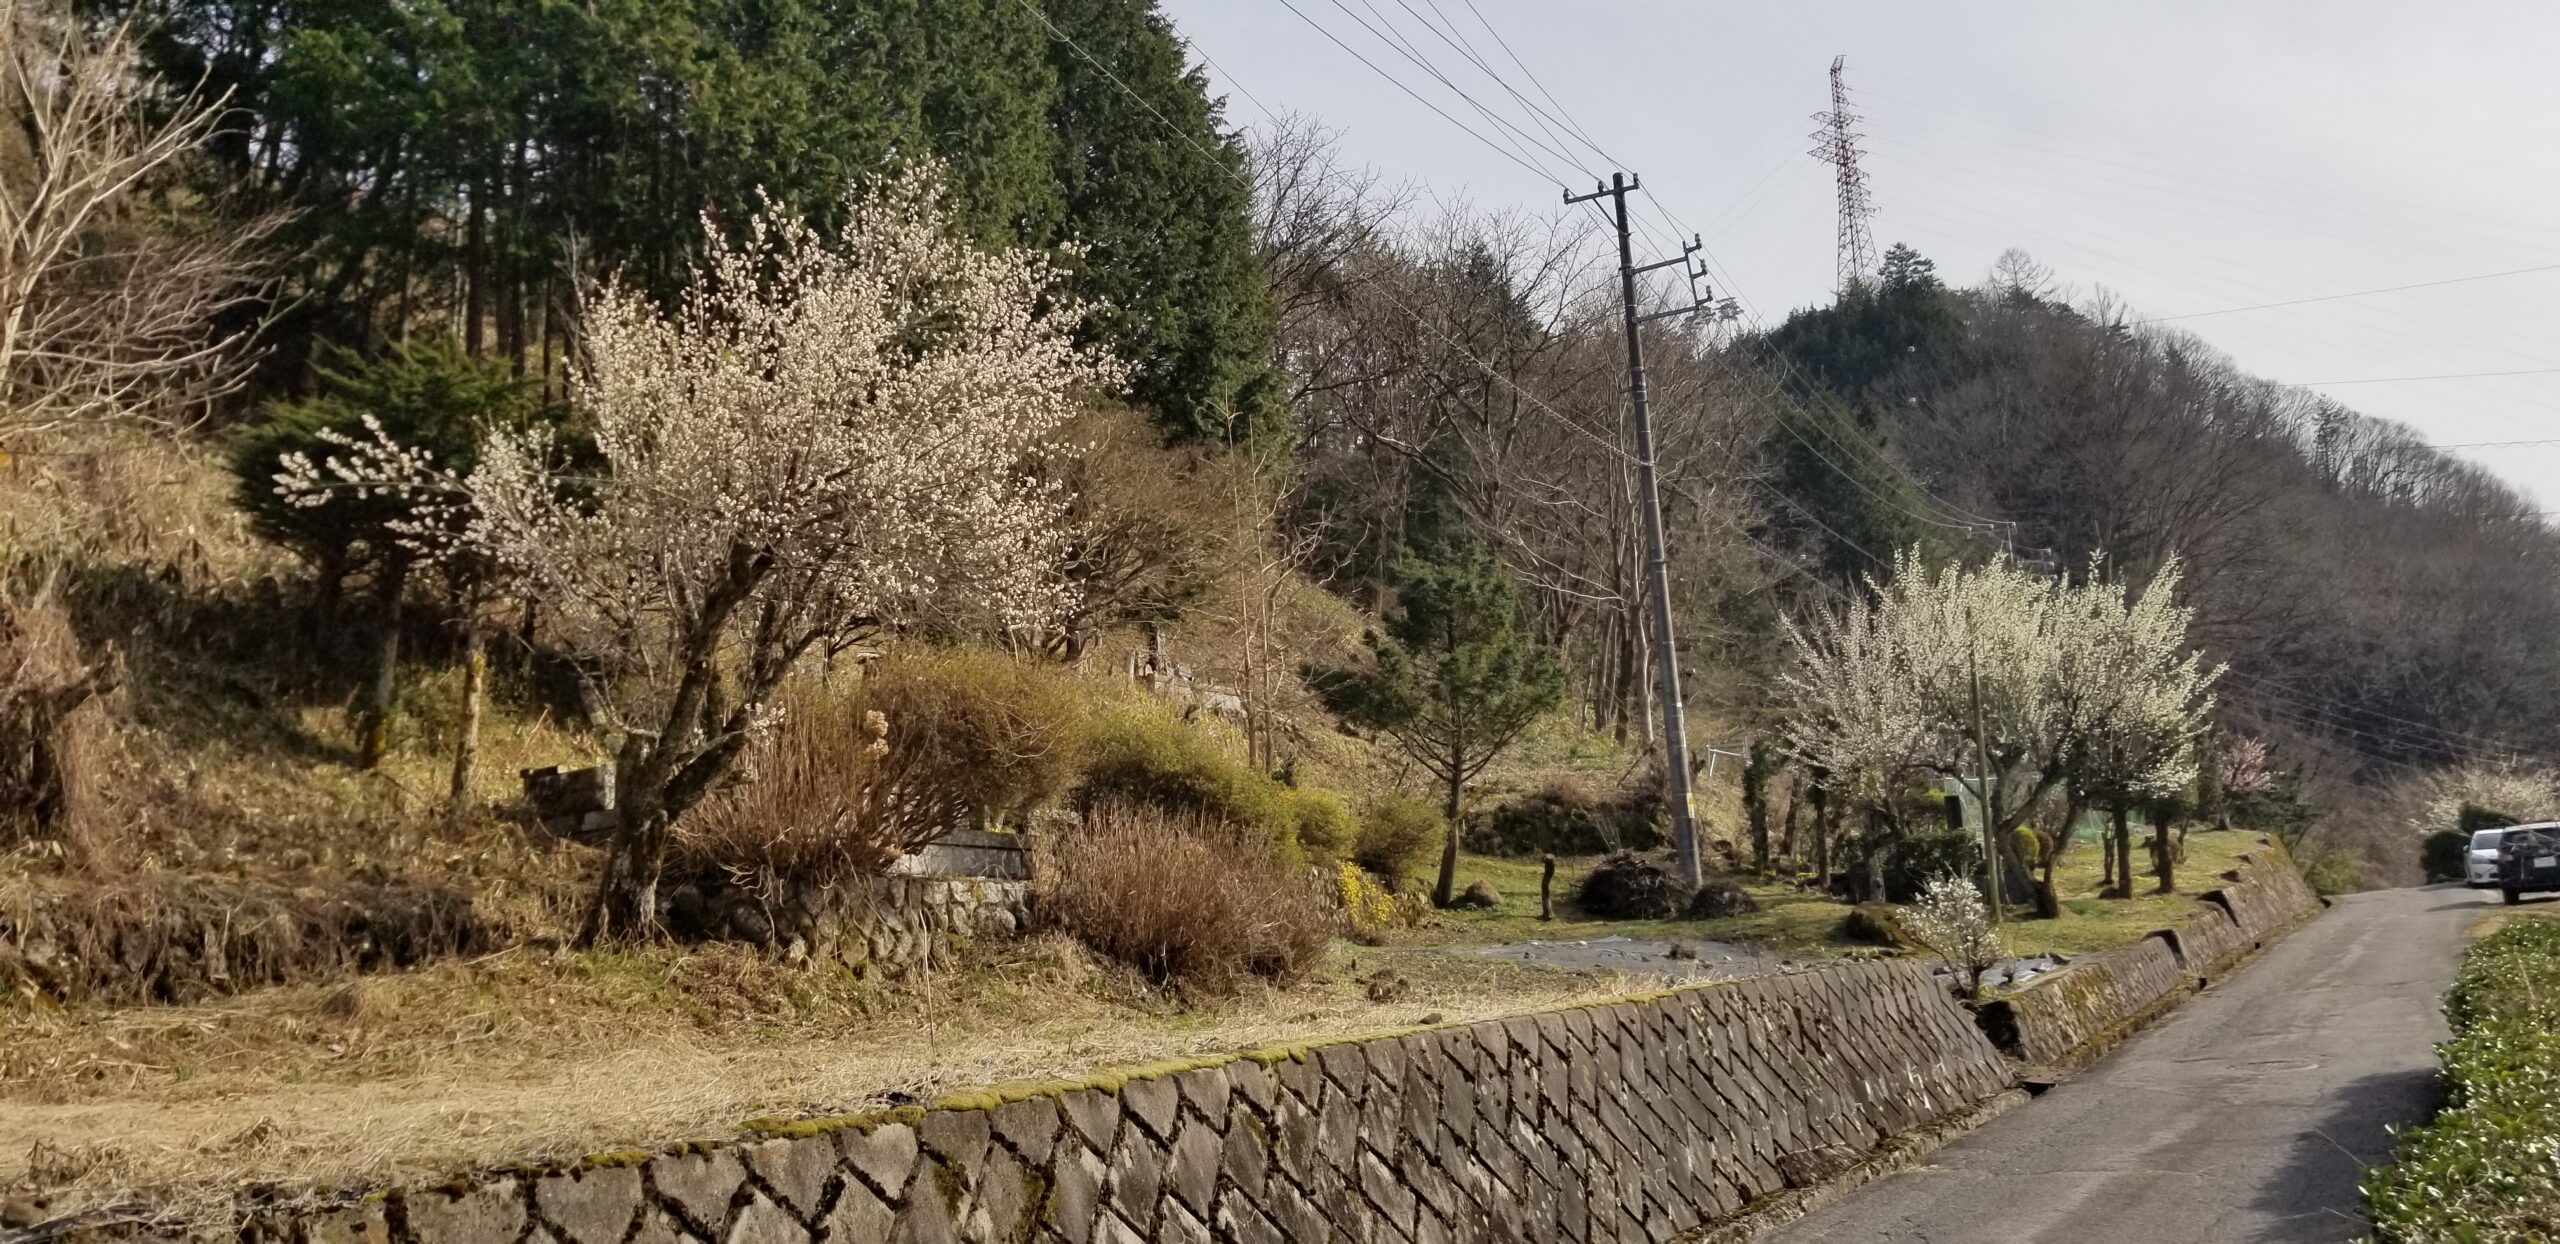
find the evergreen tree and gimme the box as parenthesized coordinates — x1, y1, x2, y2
(1307, 546, 1565, 907)
(231, 337, 553, 765)
(1043, 0, 1278, 445)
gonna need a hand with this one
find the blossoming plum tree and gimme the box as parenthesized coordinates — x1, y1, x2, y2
(286, 167, 1116, 940)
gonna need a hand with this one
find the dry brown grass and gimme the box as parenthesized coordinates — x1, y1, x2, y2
(0, 931, 1649, 1228)
(1037, 803, 1333, 996)
(0, 578, 110, 856)
(0, 870, 489, 1006)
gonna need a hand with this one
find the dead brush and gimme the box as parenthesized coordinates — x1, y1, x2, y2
(0, 575, 114, 858)
(670, 682, 966, 890)
(0, 871, 489, 1007)
(1034, 802, 1333, 999)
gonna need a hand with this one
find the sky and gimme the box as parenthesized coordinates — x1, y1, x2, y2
(1158, 0, 2560, 507)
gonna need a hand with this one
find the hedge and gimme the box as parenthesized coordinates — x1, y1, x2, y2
(2362, 918, 2560, 1241)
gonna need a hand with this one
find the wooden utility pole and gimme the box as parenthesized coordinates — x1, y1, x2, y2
(1567, 172, 1711, 887)
(1966, 620, 2004, 924)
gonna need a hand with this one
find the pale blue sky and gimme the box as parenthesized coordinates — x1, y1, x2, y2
(1159, 1, 2560, 504)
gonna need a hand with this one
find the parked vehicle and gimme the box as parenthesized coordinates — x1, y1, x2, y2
(2495, 825, 2560, 905)
(2467, 827, 2511, 887)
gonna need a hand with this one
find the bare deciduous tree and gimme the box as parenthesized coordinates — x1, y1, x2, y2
(0, 1, 271, 444)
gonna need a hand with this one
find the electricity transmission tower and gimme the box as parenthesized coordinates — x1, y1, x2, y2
(1566, 172, 1715, 887)
(1809, 54, 1878, 295)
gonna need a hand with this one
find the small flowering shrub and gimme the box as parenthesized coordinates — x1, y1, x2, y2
(1903, 873, 2003, 998)
(1335, 862, 1430, 939)
(2363, 919, 2560, 1240)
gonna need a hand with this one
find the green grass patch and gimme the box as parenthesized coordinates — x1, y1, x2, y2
(2362, 915, 2560, 1241)
(1415, 829, 2269, 961)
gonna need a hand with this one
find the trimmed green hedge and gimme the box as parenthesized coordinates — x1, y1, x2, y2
(2362, 919, 2560, 1241)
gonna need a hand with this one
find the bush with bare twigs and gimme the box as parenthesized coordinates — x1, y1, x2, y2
(0, 580, 113, 855)
(860, 649, 1085, 831)
(670, 683, 963, 888)
(1035, 803, 1331, 997)
(0, 871, 486, 1005)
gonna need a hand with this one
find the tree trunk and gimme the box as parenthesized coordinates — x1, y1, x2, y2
(2152, 807, 2176, 893)
(358, 558, 408, 769)
(1780, 778, 1802, 866)
(1809, 781, 1832, 893)
(1744, 745, 1771, 876)
(445, 619, 485, 834)
(2033, 796, 2082, 920)
(1434, 762, 1463, 908)
(2109, 799, 2134, 899)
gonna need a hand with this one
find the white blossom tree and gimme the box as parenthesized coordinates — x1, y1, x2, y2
(289, 167, 1115, 940)
(1784, 551, 2217, 914)
(2060, 558, 2218, 896)
(1904, 872, 2004, 999)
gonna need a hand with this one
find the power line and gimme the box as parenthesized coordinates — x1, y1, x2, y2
(1265, 0, 1574, 191)
(2279, 367, 2560, 387)
(2132, 263, 2560, 324)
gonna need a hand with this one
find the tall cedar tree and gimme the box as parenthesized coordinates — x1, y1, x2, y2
(115, 0, 1272, 442)
(230, 337, 551, 766)
(1308, 549, 1565, 907)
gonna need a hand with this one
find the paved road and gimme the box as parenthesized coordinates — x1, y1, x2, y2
(1768, 884, 2489, 1244)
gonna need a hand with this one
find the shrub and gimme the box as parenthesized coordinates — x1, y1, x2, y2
(2418, 828, 2469, 883)
(1471, 773, 1661, 857)
(1037, 803, 1332, 997)
(0, 871, 487, 1006)
(862, 649, 1085, 830)
(0, 580, 111, 855)
(1685, 879, 1759, 919)
(2302, 846, 2366, 897)
(1291, 788, 1358, 865)
(1904, 873, 2004, 998)
(1880, 832, 1982, 904)
(672, 682, 963, 884)
(1334, 862, 1430, 941)
(1577, 851, 1687, 920)
(2363, 920, 2560, 1239)
(1075, 702, 1297, 854)
(1840, 901, 1910, 947)
(1356, 795, 1443, 886)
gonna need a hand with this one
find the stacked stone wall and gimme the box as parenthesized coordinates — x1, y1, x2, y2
(663, 873, 1029, 977)
(243, 961, 2010, 1244)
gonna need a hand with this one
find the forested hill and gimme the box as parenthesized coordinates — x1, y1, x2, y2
(1755, 245, 2558, 788)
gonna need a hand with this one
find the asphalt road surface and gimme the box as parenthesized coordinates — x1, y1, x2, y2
(1766, 883, 2487, 1244)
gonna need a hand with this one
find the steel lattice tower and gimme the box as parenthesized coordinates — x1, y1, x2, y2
(1809, 55, 1877, 296)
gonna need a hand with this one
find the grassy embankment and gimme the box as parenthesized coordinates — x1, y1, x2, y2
(1426, 828, 2267, 959)
(2360, 914, 2560, 1241)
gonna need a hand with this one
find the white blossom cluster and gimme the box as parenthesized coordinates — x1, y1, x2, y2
(1782, 551, 2220, 825)
(1903, 872, 2005, 997)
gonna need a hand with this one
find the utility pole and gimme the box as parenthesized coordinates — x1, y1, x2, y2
(1965, 613, 2004, 924)
(1567, 172, 1712, 887)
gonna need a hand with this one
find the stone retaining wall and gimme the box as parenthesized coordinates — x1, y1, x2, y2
(1980, 935, 2186, 1067)
(244, 960, 2010, 1244)
(662, 873, 1029, 978)
(1987, 838, 2324, 1067)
